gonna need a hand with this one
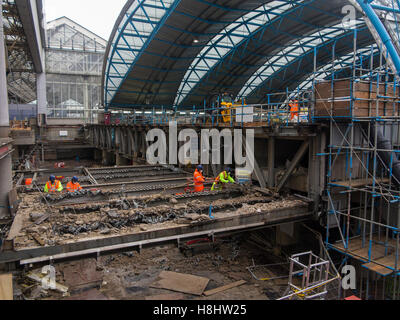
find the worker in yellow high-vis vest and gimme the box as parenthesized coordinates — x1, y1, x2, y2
(211, 167, 235, 191)
(44, 175, 63, 193)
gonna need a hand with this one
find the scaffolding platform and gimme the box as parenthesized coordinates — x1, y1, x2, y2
(329, 178, 390, 189)
(330, 236, 399, 277)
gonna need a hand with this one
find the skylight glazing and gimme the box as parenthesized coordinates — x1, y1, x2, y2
(237, 20, 365, 99)
(104, 0, 177, 107)
(173, 0, 306, 106)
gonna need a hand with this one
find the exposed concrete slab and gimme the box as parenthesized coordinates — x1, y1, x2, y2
(0, 202, 311, 266)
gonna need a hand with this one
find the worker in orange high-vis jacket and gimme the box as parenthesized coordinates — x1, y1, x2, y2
(289, 99, 299, 122)
(193, 165, 206, 192)
(67, 176, 83, 193)
(44, 175, 63, 193)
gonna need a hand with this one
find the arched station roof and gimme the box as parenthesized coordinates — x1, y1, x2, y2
(102, 0, 400, 109)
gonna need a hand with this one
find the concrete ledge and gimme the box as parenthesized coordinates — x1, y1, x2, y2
(0, 204, 311, 265)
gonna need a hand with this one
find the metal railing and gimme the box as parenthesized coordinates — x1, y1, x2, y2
(105, 94, 312, 128)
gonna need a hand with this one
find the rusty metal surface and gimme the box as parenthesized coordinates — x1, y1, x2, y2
(62, 258, 103, 290)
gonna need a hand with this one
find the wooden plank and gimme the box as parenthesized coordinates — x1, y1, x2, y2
(150, 271, 209, 296)
(203, 280, 247, 296)
(332, 178, 389, 188)
(6, 212, 25, 241)
(362, 262, 393, 277)
(0, 274, 13, 300)
(351, 246, 386, 261)
(371, 255, 398, 269)
(333, 239, 363, 252)
(32, 234, 45, 246)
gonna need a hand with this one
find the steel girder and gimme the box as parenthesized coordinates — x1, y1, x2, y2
(354, 0, 400, 77)
(104, 0, 182, 108)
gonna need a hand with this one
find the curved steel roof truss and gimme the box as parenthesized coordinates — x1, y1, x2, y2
(104, 0, 180, 107)
(237, 20, 367, 100)
(102, 0, 399, 110)
(174, 0, 313, 106)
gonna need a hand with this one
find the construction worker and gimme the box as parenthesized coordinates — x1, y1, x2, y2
(289, 99, 299, 122)
(54, 162, 65, 169)
(67, 176, 83, 193)
(211, 167, 236, 191)
(44, 175, 63, 193)
(194, 165, 205, 192)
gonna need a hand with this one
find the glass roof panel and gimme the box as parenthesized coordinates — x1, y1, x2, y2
(236, 20, 365, 99)
(173, 0, 305, 106)
(105, 0, 177, 106)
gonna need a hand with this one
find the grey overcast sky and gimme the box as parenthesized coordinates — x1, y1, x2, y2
(44, 0, 127, 40)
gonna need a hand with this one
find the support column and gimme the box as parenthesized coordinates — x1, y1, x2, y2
(276, 139, 310, 193)
(116, 153, 122, 166)
(0, 2, 13, 218)
(116, 153, 130, 166)
(102, 150, 114, 166)
(36, 72, 47, 127)
(268, 137, 275, 188)
(94, 149, 102, 162)
(83, 83, 89, 123)
(309, 132, 326, 212)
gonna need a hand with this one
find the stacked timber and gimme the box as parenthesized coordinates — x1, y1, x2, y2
(314, 79, 400, 118)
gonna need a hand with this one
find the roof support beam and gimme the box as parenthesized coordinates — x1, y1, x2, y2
(276, 139, 310, 193)
(15, 0, 45, 73)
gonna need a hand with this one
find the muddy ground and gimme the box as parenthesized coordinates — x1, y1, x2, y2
(14, 236, 292, 301)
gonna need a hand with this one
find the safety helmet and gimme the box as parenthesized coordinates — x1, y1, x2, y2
(197, 165, 203, 171)
(50, 175, 56, 182)
(72, 176, 79, 183)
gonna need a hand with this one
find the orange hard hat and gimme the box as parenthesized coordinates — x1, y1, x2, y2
(25, 178, 33, 186)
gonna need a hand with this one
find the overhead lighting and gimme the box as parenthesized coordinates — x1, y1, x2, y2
(193, 39, 199, 44)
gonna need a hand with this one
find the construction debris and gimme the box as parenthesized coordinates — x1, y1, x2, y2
(61, 259, 103, 293)
(26, 273, 69, 294)
(31, 234, 45, 246)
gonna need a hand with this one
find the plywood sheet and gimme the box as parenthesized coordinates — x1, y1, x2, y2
(0, 274, 13, 300)
(150, 271, 209, 296)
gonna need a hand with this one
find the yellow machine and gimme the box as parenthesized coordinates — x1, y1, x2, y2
(208, 93, 247, 123)
(220, 95, 233, 123)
